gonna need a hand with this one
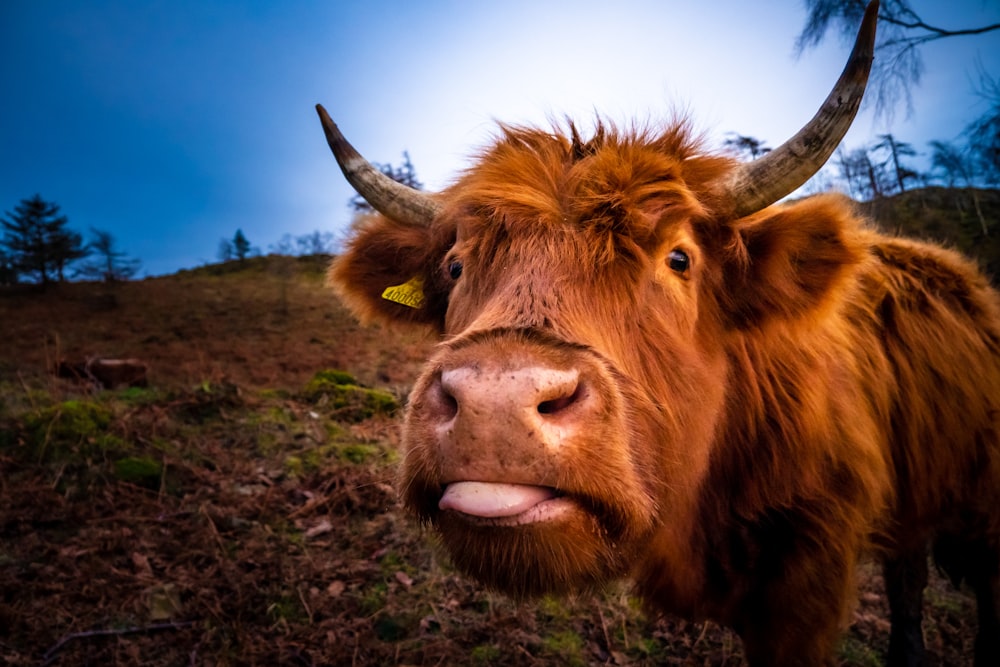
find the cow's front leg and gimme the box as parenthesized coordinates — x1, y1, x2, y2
(882, 545, 928, 667)
(734, 541, 858, 667)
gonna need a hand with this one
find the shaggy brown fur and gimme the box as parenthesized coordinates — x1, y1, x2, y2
(329, 122, 1000, 667)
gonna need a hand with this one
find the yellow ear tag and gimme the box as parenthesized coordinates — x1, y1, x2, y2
(381, 277, 425, 309)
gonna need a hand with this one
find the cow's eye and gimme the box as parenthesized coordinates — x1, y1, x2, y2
(667, 249, 690, 274)
(448, 260, 464, 280)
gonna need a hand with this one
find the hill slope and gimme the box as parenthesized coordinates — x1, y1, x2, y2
(0, 254, 431, 392)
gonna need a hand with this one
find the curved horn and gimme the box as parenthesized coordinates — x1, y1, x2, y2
(721, 0, 879, 218)
(316, 104, 441, 225)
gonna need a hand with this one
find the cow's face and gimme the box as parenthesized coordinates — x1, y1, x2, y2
(329, 126, 864, 596)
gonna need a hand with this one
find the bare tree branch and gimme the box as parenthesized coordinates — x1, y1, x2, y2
(879, 14, 1000, 38)
(796, 0, 1000, 121)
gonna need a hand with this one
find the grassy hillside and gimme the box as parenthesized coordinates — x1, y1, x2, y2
(0, 254, 431, 392)
(0, 223, 986, 665)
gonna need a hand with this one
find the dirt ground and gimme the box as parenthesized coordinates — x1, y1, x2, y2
(0, 260, 981, 665)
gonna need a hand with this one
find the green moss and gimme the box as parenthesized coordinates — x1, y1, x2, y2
(471, 645, 501, 665)
(538, 595, 571, 621)
(324, 422, 348, 439)
(114, 386, 161, 406)
(301, 370, 398, 421)
(256, 388, 291, 400)
(307, 369, 358, 387)
(382, 447, 400, 465)
(283, 444, 344, 476)
(339, 443, 381, 465)
(284, 455, 304, 477)
(837, 636, 882, 667)
(359, 581, 388, 615)
(542, 631, 585, 666)
(302, 445, 333, 470)
(19, 399, 127, 462)
(113, 456, 163, 489)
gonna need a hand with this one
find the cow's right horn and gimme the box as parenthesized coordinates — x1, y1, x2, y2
(316, 104, 441, 225)
(720, 0, 879, 218)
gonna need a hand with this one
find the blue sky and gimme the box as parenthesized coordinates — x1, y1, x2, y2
(2, 1, 998, 277)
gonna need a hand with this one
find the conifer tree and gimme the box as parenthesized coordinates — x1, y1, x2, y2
(233, 229, 251, 262)
(1, 195, 86, 285)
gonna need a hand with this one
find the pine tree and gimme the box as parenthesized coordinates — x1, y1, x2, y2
(50, 227, 88, 282)
(1, 195, 86, 285)
(233, 229, 251, 262)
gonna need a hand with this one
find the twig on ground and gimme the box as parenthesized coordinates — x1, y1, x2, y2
(40, 620, 196, 666)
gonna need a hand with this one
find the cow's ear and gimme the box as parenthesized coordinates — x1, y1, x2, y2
(718, 196, 866, 329)
(329, 214, 451, 328)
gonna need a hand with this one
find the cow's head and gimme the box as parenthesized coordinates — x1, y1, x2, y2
(320, 4, 877, 597)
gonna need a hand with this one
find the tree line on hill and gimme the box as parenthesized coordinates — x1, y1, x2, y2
(723, 51, 999, 235)
(0, 194, 141, 286)
(0, 191, 345, 287)
(217, 229, 339, 263)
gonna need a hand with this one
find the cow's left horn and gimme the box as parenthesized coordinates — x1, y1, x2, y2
(721, 0, 879, 218)
(316, 104, 441, 225)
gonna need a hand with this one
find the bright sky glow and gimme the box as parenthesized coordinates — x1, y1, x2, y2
(1, 1, 998, 276)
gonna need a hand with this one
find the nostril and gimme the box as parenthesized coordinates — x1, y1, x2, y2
(537, 382, 584, 415)
(437, 384, 459, 421)
(427, 374, 459, 422)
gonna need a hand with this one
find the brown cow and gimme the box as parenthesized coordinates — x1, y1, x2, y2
(317, 2, 1000, 665)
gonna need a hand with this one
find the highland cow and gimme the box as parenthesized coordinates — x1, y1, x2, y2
(317, 2, 1000, 665)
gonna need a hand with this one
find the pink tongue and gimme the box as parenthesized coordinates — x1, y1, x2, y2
(439, 482, 555, 518)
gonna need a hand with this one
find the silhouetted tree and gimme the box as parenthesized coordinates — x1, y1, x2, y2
(218, 238, 234, 262)
(269, 231, 337, 256)
(350, 151, 424, 213)
(232, 229, 251, 262)
(929, 140, 973, 187)
(50, 227, 88, 281)
(835, 146, 888, 200)
(872, 133, 919, 193)
(964, 66, 1000, 188)
(76, 228, 142, 282)
(930, 139, 989, 235)
(723, 134, 772, 161)
(1, 194, 86, 285)
(797, 0, 1000, 120)
(295, 230, 336, 255)
(268, 234, 295, 256)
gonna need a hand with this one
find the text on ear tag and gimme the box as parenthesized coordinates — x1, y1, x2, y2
(381, 277, 425, 309)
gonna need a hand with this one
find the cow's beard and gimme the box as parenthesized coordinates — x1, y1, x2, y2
(434, 505, 635, 598)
